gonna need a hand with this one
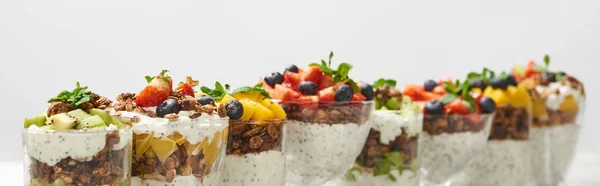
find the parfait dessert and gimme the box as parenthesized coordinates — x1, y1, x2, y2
(23, 82, 132, 186)
(260, 52, 374, 186)
(199, 82, 287, 186)
(111, 71, 229, 186)
(512, 55, 585, 185)
(463, 68, 533, 186)
(326, 78, 423, 186)
(403, 78, 495, 186)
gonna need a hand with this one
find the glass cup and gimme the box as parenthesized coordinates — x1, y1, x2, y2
(326, 110, 423, 186)
(550, 100, 585, 185)
(420, 113, 494, 186)
(23, 126, 133, 186)
(127, 114, 229, 186)
(281, 101, 374, 186)
(463, 104, 532, 186)
(221, 119, 286, 186)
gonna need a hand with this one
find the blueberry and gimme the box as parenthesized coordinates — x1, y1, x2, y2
(425, 100, 444, 114)
(225, 100, 244, 120)
(263, 72, 283, 88)
(479, 97, 496, 114)
(360, 83, 375, 101)
(335, 85, 354, 101)
(196, 96, 214, 106)
(542, 72, 557, 83)
(489, 77, 508, 90)
(506, 75, 518, 86)
(298, 81, 318, 95)
(156, 99, 182, 118)
(558, 71, 567, 76)
(284, 65, 299, 73)
(469, 78, 486, 89)
(424, 79, 438, 92)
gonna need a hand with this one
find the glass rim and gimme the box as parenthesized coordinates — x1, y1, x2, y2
(276, 100, 374, 104)
(423, 113, 496, 117)
(228, 119, 285, 124)
(22, 125, 132, 134)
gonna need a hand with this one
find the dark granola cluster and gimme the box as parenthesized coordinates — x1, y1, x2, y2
(227, 120, 283, 155)
(46, 93, 112, 117)
(29, 132, 128, 186)
(281, 102, 373, 125)
(533, 110, 579, 127)
(489, 105, 530, 140)
(132, 143, 213, 183)
(423, 114, 489, 135)
(113, 93, 225, 119)
(357, 128, 418, 168)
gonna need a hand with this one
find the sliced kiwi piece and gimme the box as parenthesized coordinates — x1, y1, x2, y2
(111, 116, 126, 129)
(52, 179, 67, 186)
(66, 109, 92, 125)
(385, 98, 401, 110)
(29, 179, 44, 186)
(24, 115, 46, 129)
(49, 113, 77, 131)
(76, 115, 106, 129)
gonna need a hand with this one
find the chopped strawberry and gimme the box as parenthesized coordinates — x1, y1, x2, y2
(444, 99, 471, 115)
(298, 95, 319, 109)
(472, 92, 483, 102)
(175, 83, 195, 97)
(135, 76, 172, 107)
(319, 74, 334, 90)
(352, 93, 366, 101)
(258, 77, 275, 92)
(419, 91, 443, 102)
(432, 86, 446, 95)
(438, 77, 454, 86)
(284, 72, 302, 91)
(273, 84, 301, 101)
(299, 66, 322, 85)
(318, 87, 336, 101)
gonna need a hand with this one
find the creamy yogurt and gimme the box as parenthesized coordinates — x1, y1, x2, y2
(464, 140, 532, 186)
(221, 150, 285, 186)
(24, 125, 131, 166)
(284, 121, 372, 186)
(326, 169, 419, 186)
(371, 110, 422, 144)
(131, 172, 221, 186)
(535, 82, 584, 110)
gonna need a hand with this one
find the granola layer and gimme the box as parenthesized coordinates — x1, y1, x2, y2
(533, 109, 579, 127)
(282, 102, 373, 125)
(489, 105, 530, 140)
(226, 120, 283, 155)
(423, 115, 488, 135)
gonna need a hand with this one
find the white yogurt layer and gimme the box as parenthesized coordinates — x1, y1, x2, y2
(284, 121, 372, 186)
(529, 127, 554, 186)
(114, 110, 228, 144)
(221, 150, 285, 186)
(326, 169, 419, 186)
(25, 125, 131, 166)
(464, 140, 532, 186)
(536, 82, 584, 110)
(420, 131, 489, 184)
(131, 172, 221, 186)
(371, 110, 422, 144)
(551, 123, 580, 183)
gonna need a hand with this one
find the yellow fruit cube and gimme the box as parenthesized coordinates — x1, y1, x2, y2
(559, 95, 579, 111)
(260, 99, 272, 108)
(195, 93, 207, 98)
(269, 104, 287, 119)
(532, 98, 547, 117)
(234, 92, 262, 102)
(204, 131, 223, 168)
(150, 138, 178, 162)
(219, 94, 236, 105)
(482, 86, 494, 97)
(239, 99, 258, 120)
(135, 132, 154, 158)
(488, 89, 511, 106)
(252, 104, 275, 121)
(167, 133, 187, 145)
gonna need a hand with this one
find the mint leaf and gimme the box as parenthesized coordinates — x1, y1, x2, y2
(374, 159, 392, 176)
(337, 63, 353, 79)
(384, 152, 405, 166)
(231, 83, 272, 99)
(48, 82, 93, 107)
(440, 93, 458, 104)
(321, 59, 327, 67)
(347, 79, 360, 93)
(544, 54, 550, 67)
(443, 82, 456, 94)
(145, 76, 153, 83)
(373, 78, 386, 88)
(344, 164, 361, 181)
(462, 99, 476, 112)
(387, 174, 397, 181)
(461, 79, 470, 97)
(467, 72, 480, 79)
(201, 81, 230, 102)
(385, 79, 397, 88)
(309, 63, 321, 67)
(328, 51, 334, 67)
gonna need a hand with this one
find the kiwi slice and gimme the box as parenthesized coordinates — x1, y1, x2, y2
(111, 116, 126, 129)
(24, 115, 46, 129)
(49, 113, 76, 131)
(89, 108, 112, 124)
(29, 179, 43, 186)
(66, 109, 92, 125)
(52, 179, 67, 186)
(76, 115, 106, 129)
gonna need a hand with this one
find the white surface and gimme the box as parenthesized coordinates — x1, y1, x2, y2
(0, 0, 598, 164)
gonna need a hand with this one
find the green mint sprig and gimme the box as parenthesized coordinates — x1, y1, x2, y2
(231, 83, 272, 99)
(346, 152, 416, 182)
(440, 79, 476, 112)
(48, 82, 93, 107)
(200, 81, 231, 102)
(372, 78, 397, 88)
(145, 70, 171, 83)
(309, 51, 360, 92)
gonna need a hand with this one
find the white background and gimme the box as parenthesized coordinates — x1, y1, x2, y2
(0, 0, 598, 184)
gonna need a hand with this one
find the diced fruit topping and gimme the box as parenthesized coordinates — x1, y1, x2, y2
(89, 108, 112, 125)
(489, 77, 508, 90)
(135, 133, 154, 158)
(335, 85, 354, 101)
(66, 109, 92, 124)
(298, 81, 318, 95)
(469, 78, 486, 90)
(506, 75, 518, 86)
(423, 79, 437, 92)
(238, 99, 257, 120)
(24, 115, 46, 129)
(479, 97, 496, 114)
(49, 113, 77, 131)
(299, 66, 323, 84)
(269, 103, 287, 119)
(251, 104, 275, 120)
(559, 95, 579, 111)
(196, 95, 215, 106)
(150, 138, 178, 162)
(225, 100, 244, 120)
(220, 94, 236, 106)
(285, 65, 299, 73)
(264, 72, 284, 88)
(135, 70, 173, 107)
(444, 99, 472, 115)
(156, 99, 182, 118)
(76, 115, 107, 129)
(360, 83, 374, 101)
(175, 82, 195, 97)
(425, 100, 444, 114)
